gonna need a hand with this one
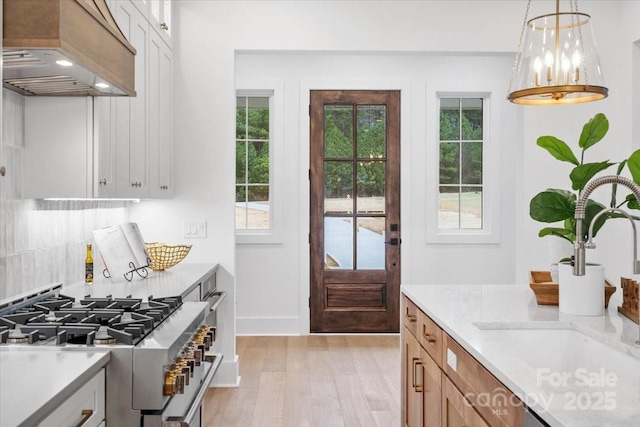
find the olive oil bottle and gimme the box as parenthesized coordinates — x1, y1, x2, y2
(85, 244, 94, 284)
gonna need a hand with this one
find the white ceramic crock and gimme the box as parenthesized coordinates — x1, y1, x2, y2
(558, 262, 605, 316)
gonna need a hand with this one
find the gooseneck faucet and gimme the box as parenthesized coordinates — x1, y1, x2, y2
(573, 175, 640, 345)
(573, 175, 640, 276)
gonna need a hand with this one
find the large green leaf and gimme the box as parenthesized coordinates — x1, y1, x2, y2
(529, 190, 576, 222)
(538, 227, 575, 243)
(537, 136, 580, 165)
(569, 161, 615, 191)
(626, 193, 640, 210)
(579, 113, 609, 150)
(628, 149, 640, 183)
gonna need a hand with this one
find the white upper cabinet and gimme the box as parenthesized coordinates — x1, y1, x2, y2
(23, 0, 173, 200)
(149, 0, 172, 45)
(149, 29, 173, 198)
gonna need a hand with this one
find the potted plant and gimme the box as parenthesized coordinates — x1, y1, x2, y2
(529, 113, 640, 280)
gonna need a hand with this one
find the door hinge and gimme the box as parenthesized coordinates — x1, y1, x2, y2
(309, 104, 311, 116)
(308, 297, 311, 307)
(308, 169, 311, 180)
(308, 233, 311, 244)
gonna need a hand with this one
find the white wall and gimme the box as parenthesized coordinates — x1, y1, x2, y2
(132, 0, 640, 338)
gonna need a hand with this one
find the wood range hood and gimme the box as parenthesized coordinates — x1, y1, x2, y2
(2, 0, 136, 96)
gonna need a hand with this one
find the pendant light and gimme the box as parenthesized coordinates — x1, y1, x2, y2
(507, 0, 608, 105)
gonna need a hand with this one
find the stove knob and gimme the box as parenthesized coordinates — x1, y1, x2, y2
(174, 372, 186, 394)
(164, 372, 177, 396)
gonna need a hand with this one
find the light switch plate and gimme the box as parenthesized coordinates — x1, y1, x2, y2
(184, 221, 207, 238)
(446, 348, 458, 372)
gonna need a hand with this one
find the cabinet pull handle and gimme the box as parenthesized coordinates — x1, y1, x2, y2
(99, 178, 107, 185)
(422, 331, 436, 343)
(75, 409, 93, 427)
(405, 313, 417, 322)
(412, 358, 423, 392)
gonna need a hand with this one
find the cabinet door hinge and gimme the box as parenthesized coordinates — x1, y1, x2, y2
(309, 297, 311, 307)
(309, 104, 311, 116)
(308, 233, 311, 244)
(308, 169, 311, 180)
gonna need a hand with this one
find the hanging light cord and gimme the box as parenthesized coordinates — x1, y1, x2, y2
(507, 0, 532, 99)
(571, 0, 590, 84)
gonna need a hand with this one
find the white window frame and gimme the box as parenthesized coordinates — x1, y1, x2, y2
(235, 81, 284, 244)
(425, 85, 501, 244)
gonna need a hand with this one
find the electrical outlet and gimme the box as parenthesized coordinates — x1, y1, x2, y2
(184, 221, 207, 238)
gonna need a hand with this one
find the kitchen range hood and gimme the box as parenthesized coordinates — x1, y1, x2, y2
(2, 0, 136, 96)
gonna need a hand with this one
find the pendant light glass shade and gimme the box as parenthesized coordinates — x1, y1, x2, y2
(508, 0, 608, 105)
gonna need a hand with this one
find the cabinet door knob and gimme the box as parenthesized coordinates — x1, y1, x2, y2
(160, 22, 169, 31)
(99, 178, 107, 185)
(0, 166, 5, 177)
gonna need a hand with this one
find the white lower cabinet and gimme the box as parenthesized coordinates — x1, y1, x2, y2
(39, 369, 106, 427)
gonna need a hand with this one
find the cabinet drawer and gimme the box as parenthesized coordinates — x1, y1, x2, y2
(39, 369, 105, 427)
(443, 333, 523, 427)
(402, 295, 420, 337)
(442, 375, 490, 427)
(418, 310, 443, 368)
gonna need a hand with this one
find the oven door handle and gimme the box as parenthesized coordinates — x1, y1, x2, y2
(167, 353, 223, 426)
(204, 291, 226, 312)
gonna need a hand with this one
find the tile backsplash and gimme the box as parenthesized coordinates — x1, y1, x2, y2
(0, 89, 132, 300)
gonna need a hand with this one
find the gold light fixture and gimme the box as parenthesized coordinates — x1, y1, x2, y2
(507, 0, 608, 105)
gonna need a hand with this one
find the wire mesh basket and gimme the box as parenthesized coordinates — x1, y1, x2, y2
(145, 242, 192, 271)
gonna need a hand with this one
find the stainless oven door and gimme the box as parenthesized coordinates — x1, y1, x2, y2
(142, 354, 223, 427)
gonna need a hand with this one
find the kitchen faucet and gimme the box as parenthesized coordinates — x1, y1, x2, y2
(573, 175, 640, 345)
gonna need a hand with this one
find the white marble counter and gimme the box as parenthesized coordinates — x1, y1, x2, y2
(402, 284, 640, 427)
(0, 348, 110, 427)
(61, 262, 218, 300)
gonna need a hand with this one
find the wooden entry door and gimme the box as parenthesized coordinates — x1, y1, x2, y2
(310, 90, 400, 333)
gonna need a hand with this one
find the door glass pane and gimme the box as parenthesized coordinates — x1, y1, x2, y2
(324, 106, 353, 158)
(461, 141, 482, 185)
(356, 106, 386, 158)
(439, 98, 459, 140)
(324, 217, 353, 269)
(461, 187, 482, 229)
(324, 161, 353, 214)
(461, 98, 483, 140)
(357, 161, 385, 214)
(439, 143, 460, 185)
(357, 218, 385, 269)
(236, 97, 246, 138)
(439, 186, 460, 229)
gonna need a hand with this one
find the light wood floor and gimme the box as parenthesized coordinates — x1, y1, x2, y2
(203, 335, 401, 427)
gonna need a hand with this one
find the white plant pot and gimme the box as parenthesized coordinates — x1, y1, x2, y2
(558, 262, 604, 316)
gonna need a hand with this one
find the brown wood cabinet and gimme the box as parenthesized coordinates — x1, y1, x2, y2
(401, 295, 524, 427)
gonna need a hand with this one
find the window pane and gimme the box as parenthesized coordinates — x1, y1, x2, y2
(357, 217, 385, 269)
(461, 98, 483, 140)
(460, 187, 482, 229)
(324, 161, 353, 214)
(244, 185, 269, 229)
(440, 98, 459, 141)
(247, 141, 269, 184)
(324, 106, 353, 158)
(357, 161, 385, 214)
(439, 186, 459, 229)
(236, 141, 246, 184)
(247, 97, 269, 140)
(235, 185, 247, 229)
(439, 143, 460, 185)
(236, 98, 246, 139)
(461, 141, 482, 185)
(325, 217, 353, 269)
(356, 105, 386, 158)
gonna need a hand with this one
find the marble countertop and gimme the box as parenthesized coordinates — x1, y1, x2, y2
(61, 262, 218, 300)
(0, 348, 110, 427)
(402, 284, 640, 427)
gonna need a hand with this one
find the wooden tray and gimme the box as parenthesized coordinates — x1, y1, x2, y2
(618, 277, 639, 324)
(529, 270, 616, 307)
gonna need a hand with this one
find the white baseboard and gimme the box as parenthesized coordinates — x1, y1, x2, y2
(236, 316, 301, 335)
(209, 355, 240, 387)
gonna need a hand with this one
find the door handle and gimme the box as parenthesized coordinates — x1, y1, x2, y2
(384, 238, 400, 245)
(412, 358, 423, 392)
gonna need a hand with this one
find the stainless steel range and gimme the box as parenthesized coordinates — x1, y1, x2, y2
(0, 283, 223, 426)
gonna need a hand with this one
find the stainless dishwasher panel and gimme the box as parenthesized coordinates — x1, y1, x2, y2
(524, 407, 551, 427)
